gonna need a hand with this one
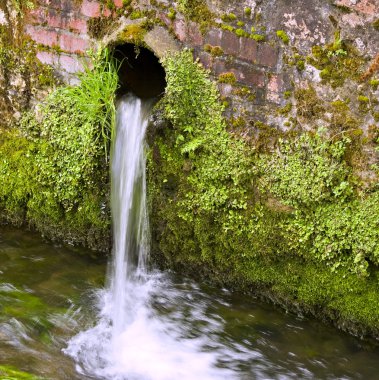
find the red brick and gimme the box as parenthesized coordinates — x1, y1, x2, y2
(81, 0, 100, 17)
(114, 0, 123, 7)
(158, 12, 171, 28)
(25, 25, 59, 47)
(237, 65, 265, 87)
(267, 74, 283, 103)
(204, 28, 222, 47)
(68, 18, 87, 34)
(239, 38, 257, 62)
(28, 7, 47, 24)
(187, 21, 203, 46)
(102, 7, 112, 17)
(197, 51, 212, 70)
(46, 9, 63, 28)
(36, 51, 60, 66)
(257, 44, 278, 68)
(173, 19, 186, 42)
(220, 30, 240, 56)
(212, 59, 226, 76)
(59, 33, 90, 53)
(59, 54, 85, 73)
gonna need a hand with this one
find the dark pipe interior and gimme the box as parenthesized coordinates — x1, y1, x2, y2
(113, 44, 166, 99)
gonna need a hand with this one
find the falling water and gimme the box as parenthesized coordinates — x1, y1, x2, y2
(64, 94, 236, 379)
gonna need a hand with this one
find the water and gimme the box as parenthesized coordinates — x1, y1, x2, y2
(1, 228, 379, 379)
(1, 95, 379, 379)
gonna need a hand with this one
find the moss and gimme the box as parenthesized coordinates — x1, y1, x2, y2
(244, 7, 252, 16)
(218, 72, 237, 84)
(373, 19, 379, 31)
(204, 44, 223, 57)
(296, 59, 305, 71)
(177, 0, 214, 33)
(370, 78, 379, 90)
(221, 13, 237, 22)
(237, 21, 245, 27)
(307, 32, 365, 88)
(284, 90, 292, 99)
(276, 30, 290, 45)
(278, 102, 293, 115)
(221, 24, 235, 32)
(294, 86, 324, 120)
(0, 365, 45, 380)
(167, 7, 176, 20)
(87, 16, 116, 39)
(250, 33, 265, 42)
(118, 22, 148, 44)
(235, 28, 248, 38)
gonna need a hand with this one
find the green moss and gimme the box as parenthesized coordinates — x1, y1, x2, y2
(276, 30, 290, 44)
(221, 13, 237, 22)
(204, 44, 223, 57)
(218, 72, 237, 84)
(87, 16, 115, 39)
(278, 102, 293, 115)
(237, 21, 245, 27)
(250, 33, 265, 42)
(0, 50, 116, 251)
(307, 32, 364, 88)
(235, 28, 248, 38)
(373, 19, 379, 31)
(177, 0, 214, 32)
(370, 78, 379, 90)
(294, 86, 324, 120)
(168, 7, 176, 20)
(0, 365, 45, 380)
(244, 7, 252, 16)
(118, 22, 148, 44)
(147, 49, 379, 340)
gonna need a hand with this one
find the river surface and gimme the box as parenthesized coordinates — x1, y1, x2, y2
(1, 226, 379, 380)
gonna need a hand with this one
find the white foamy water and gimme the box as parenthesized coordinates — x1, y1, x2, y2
(64, 95, 237, 379)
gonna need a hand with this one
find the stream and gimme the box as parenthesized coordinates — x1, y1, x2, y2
(1, 227, 379, 379)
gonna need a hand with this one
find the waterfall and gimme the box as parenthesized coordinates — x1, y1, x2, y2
(64, 94, 235, 380)
(110, 94, 151, 338)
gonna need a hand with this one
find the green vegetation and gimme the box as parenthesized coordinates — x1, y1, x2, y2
(177, 0, 214, 32)
(276, 30, 290, 44)
(148, 50, 379, 335)
(0, 365, 44, 380)
(0, 49, 118, 250)
(307, 31, 364, 88)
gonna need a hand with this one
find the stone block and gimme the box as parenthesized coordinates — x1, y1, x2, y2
(236, 64, 265, 87)
(28, 7, 47, 25)
(68, 17, 88, 34)
(81, 0, 101, 18)
(196, 51, 212, 70)
(36, 51, 60, 66)
(114, 0, 124, 7)
(220, 30, 240, 56)
(187, 21, 203, 46)
(25, 25, 59, 47)
(59, 33, 90, 53)
(59, 54, 85, 73)
(267, 74, 283, 103)
(239, 38, 257, 62)
(257, 44, 278, 68)
(173, 19, 186, 42)
(204, 28, 222, 47)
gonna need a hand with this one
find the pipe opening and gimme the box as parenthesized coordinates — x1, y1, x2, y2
(113, 43, 166, 99)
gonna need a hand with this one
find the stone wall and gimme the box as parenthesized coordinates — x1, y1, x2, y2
(0, 0, 378, 165)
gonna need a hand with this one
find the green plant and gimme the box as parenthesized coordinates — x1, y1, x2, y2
(276, 30, 290, 44)
(59, 48, 119, 161)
